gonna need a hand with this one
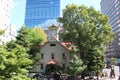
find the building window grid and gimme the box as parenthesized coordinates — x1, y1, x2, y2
(25, 0, 60, 27)
(101, 0, 120, 31)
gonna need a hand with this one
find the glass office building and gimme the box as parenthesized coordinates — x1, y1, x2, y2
(24, 0, 60, 29)
(101, 0, 120, 57)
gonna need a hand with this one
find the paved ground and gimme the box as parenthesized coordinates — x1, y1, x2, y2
(99, 66, 119, 80)
(87, 76, 119, 80)
(100, 76, 119, 80)
(85, 66, 119, 80)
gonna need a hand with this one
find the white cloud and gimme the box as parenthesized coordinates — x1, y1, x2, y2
(35, 19, 59, 30)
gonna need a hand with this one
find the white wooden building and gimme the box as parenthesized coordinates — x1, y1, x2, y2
(30, 25, 72, 75)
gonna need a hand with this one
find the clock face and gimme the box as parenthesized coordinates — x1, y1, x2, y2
(51, 30, 56, 35)
(53, 30, 56, 35)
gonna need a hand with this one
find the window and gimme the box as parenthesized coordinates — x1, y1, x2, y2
(51, 54, 54, 59)
(62, 53, 66, 59)
(41, 63, 43, 69)
(63, 64, 65, 67)
(50, 44, 56, 46)
(41, 54, 44, 59)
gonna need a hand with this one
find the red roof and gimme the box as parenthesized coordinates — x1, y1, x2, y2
(31, 42, 73, 51)
(60, 42, 72, 51)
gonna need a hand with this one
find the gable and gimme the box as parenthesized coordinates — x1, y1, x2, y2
(41, 42, 70, 53)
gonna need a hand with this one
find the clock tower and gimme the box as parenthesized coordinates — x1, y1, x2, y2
(48, 24, 60, 41)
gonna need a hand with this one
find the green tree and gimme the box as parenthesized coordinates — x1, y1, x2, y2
(67, 55, 85, 76)
(67, 45, 86, 79)
(110, 58, 118, 65)
(16, 26, 30, 48)
(27, 27, 47, 46)
(6, 40, 17, 51)
(0, 45, 32, 80)
(34, 27, 47, 43)
(12, 26, 47, 58)
(58, 4, 114, 77)
(16, 25, 47, 48)
(0, 29, 5, 45)
(87, 47, 105, 74)
(0, 30, 4, 35)
(27, 27, 47, 61)
(6, 26, 47, 75)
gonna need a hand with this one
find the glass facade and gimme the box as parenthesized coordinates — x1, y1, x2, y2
(101, 0, 120, 57)
(24, 0, 60, 29)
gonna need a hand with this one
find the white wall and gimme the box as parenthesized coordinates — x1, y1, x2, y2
(31, 42, 70, 73)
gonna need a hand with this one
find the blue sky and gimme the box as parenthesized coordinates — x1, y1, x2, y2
(11, 0, 101, 28)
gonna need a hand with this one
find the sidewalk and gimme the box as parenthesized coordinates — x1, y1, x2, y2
(84, 76, 119, 80)
(99, 66, 119, 80)
(99, 76, 119, 80)
(83, 66, 119, 80)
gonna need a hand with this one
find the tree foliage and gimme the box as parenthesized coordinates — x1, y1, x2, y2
(27, 27, 47, 60)
(58, 4, 114, 73)
(16, 25, 47, 48)
(11, 25, 47, 59)
(0, 29, 5, 44)
(0, 45, 32, 80)
(5, 26, 47, 79)
(27, 27, 47, 46)
(87, 47, 105, 73)
(6, 40, 17, 51)
(0, 30, 4, 35)
(67, 55, 85, 75)
(110, 58, 118, 65)
(67, 45, 86, 76)
(34, 27, 47, 43)
(16, 26, 30, 48)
